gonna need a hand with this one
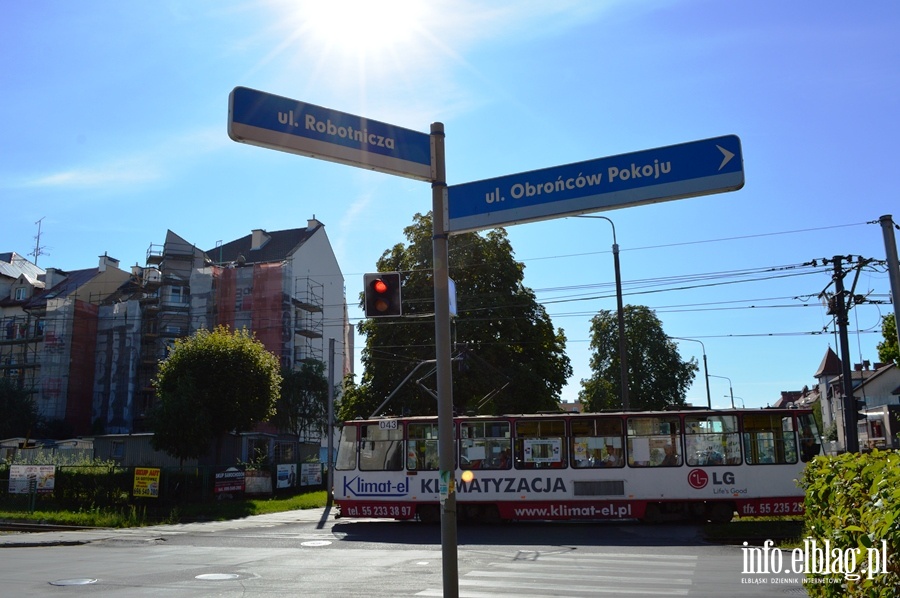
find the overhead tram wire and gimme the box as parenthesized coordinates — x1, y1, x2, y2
(517, 220, 872, 263)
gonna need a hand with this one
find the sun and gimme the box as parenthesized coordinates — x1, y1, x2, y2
(272, 0, 429, 61)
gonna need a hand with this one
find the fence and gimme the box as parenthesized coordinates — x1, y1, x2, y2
(0, 462, 325, 514)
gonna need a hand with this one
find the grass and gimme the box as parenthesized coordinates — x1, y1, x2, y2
(0, 490, 330, 528)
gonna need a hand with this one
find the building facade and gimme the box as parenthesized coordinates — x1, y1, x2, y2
(2, 219, 350, 446)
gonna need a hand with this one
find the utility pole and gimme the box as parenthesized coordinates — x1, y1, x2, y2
(831, 256, 860, 453)
(879, 215, 900, 356)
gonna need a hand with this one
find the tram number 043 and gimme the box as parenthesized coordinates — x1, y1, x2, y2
(345, 505, 412, 517)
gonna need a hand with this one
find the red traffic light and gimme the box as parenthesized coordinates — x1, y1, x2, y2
(364, 272, 402, 317)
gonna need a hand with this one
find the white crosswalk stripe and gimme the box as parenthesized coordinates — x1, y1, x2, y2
(416, 551, 697, 597)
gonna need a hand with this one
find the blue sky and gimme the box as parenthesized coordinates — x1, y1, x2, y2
(3, 1, 898, 410)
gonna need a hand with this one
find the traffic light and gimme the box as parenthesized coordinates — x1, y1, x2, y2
(856, 398, 868, 421)
(364, 272, 402, 317)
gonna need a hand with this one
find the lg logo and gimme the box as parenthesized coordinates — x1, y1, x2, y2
(688, 468, 736, 489)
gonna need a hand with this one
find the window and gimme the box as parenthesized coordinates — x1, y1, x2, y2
(627, 416, 682, 467)
(358, 422, 403, 471)
(166, 286, 188, 305)
(247, 438, 269, 465)
(742, 414, 798, 465)
(274, 441, 296, 463)
(14, 287, 27, 301)
(460, 420, 511, 470)
(797, 412, 822, 462)
(570, 417, 624, 468)
(335, 425, 358, 471)
(111, 441, 125, 460)
(407, 422, 439, 471)
(515, 419, 566, 469)
(684, 415, 741, 466)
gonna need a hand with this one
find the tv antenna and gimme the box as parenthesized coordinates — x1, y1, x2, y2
(29, 217, 48, 265)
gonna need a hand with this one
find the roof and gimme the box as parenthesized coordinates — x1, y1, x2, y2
(23, 267, 99, 309)
(207, 226, 319, 265)
(0, 252, 44, 281)
(814, 347, 842, 378)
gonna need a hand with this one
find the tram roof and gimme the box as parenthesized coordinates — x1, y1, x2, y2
(350, 406, 810, 423)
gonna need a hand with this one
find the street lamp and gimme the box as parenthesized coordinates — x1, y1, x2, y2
(709, 374, 735, 409)
(576, 215, 629, 411)
(730, 395, 746, 408)
(670, 337, 711, 409)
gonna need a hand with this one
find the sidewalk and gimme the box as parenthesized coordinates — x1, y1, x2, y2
(0, 506, 334, 548)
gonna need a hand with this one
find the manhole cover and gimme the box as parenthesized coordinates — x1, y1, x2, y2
(301, 540, 332, 547)
(195, 573, 240, 581)
(50, 578, 98, 586)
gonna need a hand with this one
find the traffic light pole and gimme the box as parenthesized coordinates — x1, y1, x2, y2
(430, 122, 459, 597)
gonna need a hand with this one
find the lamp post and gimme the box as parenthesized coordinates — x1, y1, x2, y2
(576, 215, 629, 411)
(670, 337, 711, 409)
(709, 374, 734, 409)
(730, 396, 746, 408)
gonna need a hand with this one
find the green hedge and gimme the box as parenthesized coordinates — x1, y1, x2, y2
(800, 450, 900, 597)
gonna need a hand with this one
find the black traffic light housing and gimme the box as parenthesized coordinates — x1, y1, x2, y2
(856, 398, 868, 421)
(364, 272, 402, 317)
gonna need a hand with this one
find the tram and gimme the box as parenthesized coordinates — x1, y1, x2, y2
(333, 407, 821, 523)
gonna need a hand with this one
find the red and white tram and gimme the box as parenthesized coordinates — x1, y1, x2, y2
(333, 407, 821, 523)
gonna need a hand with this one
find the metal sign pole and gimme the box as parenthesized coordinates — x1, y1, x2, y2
(430, 122, 458, 597)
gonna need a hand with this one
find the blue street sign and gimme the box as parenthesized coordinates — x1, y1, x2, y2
(228, 87, 433, 181)
(445, 135, 744, 233)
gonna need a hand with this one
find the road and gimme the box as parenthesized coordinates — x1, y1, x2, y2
(0, 507, 807, 597)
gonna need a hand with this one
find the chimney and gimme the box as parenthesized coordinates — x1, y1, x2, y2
(98, 253, 120, 272)
(251, 229, 270, 251)
(44, 267, 66, 289)
(307, 217, 322, 231)
(854, 363, 863, 372)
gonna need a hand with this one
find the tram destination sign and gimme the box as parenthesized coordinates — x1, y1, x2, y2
(228, 87, 433, 181)
(445, 135, 744, 233)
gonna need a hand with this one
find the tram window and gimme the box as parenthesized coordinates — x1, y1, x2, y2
(742, 414, 798, 465)
(626, 416, 682, 467)
(684, 415, 741, 466)
(359, 423, 404, 471)
(407, 422, 439, 471)
(335, 425, 358, 471)
(515, 420, 566, 469)
(571, 417, 624, 468)
(460, 421, 511, 470)
(797, 413, 823, 462)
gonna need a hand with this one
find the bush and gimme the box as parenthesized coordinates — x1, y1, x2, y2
(800, 450, 900, 596)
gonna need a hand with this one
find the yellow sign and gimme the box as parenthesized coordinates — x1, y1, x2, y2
(133, 467, 161, 498)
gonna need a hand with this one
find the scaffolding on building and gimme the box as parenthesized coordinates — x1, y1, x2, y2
(293, 277, 324, 367)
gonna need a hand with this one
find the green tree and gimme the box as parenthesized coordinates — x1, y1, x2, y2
(579, 305, 697, 411)
(343, 212, 571, 420)
(877, 313, 898, 366)
(148, 326, 282, 463)
(0, 378, 39, 439)
(273, 361, 329, 438)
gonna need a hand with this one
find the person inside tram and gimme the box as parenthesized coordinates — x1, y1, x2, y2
(800, 434, 820, 462)
(498, 449, 510, 469)
(660, 443, 679, 466)
(603, 444, 622, 467)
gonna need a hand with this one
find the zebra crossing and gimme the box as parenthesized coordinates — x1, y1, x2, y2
(416, 551, 698, 597)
